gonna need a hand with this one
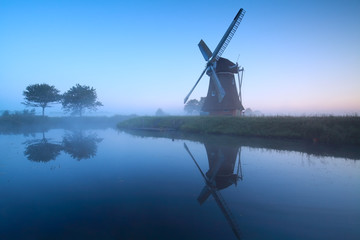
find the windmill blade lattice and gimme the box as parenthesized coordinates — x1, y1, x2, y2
(215, 9, 246, 61)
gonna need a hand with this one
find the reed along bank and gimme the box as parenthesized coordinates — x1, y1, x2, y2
(117, 116, 360, 146)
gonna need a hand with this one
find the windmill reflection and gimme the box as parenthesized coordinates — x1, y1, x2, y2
(24, 132, 63, 162)
(184, 142, 243, 240)
(62, 131, 103, 161)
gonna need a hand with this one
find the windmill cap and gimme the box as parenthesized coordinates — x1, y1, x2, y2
(207, 57, 238, 75)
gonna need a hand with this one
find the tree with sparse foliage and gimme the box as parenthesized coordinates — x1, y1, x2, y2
(22, 83, 61, 116)
(155, 108, 166, 116)
(62, 84, 102, 116)
(184, 98, 204, 115)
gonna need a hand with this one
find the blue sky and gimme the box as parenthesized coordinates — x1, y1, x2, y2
(1, 0, 359, 115)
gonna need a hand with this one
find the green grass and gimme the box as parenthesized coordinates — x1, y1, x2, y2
(117, 116, 360, 145)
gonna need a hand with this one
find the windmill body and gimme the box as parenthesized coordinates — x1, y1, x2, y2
(184, 8, 246, 116)
(202, 58, 244, 116)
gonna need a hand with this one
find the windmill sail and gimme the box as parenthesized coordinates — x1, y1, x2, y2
(209, 66, 226, 102)
(197, 186, 212, 205)
(198, 40, 213, 61)
(184, 67, 207, 103)
(211, 8, 245, 62)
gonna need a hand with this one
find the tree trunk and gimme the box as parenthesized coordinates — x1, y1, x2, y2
(42, 107, 45, 117)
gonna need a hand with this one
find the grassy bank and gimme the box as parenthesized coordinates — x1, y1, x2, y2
(122, 129, 360, 160)
(117, 116, 360, 145)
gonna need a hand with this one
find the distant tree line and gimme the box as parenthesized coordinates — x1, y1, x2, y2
(22, 83, 102, 116)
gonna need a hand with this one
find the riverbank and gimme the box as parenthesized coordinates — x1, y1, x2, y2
(117, 116, 360, 145)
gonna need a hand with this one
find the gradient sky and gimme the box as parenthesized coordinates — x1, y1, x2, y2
(1, 0, 359, 115)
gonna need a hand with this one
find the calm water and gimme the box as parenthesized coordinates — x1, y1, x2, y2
(0, 128, 359, 240)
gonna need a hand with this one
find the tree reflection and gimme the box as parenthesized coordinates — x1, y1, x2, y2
(24, 132, 63, 162)
(62, 131, 102, 160)
(23, 131, 103, 162)
(184, 142, 243, 240)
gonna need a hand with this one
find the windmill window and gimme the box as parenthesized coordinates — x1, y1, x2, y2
(211, 90, 216, 96)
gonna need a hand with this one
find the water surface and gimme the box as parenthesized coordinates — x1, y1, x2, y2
(0, 128, 359, 239)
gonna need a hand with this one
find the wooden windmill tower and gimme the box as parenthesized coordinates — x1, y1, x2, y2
(184, 8, 246, 116)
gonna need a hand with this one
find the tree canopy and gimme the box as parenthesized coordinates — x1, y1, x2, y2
(22, 83, 61, 116)
(62, 84, 102, 116)
(184, 98, 205, 115)
(155, 108, 166, 116)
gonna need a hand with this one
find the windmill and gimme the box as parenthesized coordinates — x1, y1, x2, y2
(184, 8, 246, 116)
(184, 143, 243, 239)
